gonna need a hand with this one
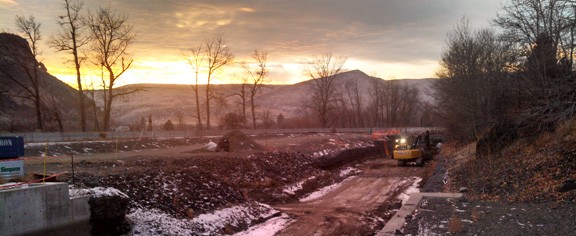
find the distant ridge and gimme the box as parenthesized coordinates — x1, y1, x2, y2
(107, 69, 436, 127)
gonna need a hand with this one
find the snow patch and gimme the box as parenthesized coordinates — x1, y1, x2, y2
(397, 177, 422, 204)
(300, 176, 356, 202)
(128, 202, 278, 236)
(339, 167, 360, 177)
(129, 208, 192, 235)
(233, 213, 294, 236)
(69, 186, 129, 198)
(282, 176, 317, 195)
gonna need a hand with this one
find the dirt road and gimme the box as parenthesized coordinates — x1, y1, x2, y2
(275, 158, 428, 235)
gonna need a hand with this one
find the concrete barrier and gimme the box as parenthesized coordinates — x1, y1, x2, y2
(0, 182, 90, 236)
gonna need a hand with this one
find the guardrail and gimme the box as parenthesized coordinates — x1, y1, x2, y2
(0, 127, 444, 143)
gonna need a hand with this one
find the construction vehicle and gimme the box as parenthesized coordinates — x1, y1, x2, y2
(393, 131, 435, 166)
(371, 129, 401, 158)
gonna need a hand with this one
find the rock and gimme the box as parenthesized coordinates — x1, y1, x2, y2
(459, 187, 468, 193)
(186, 208, 195, 219)
(217, 130, 264, 152)
(557, 179, 576, 192)
(89, 194, 131, 235)
(223, 224, 235, 234)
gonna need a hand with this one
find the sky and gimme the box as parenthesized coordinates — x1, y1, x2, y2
(0, 0, 503, 87)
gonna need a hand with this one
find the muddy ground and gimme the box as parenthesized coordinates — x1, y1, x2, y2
(18, 132, 433, 235)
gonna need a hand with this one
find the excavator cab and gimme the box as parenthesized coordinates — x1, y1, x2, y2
(393, 131, 433, 166)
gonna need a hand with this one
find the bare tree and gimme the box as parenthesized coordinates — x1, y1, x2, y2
(495, 0, 576, 130)
(366, 78, 421, 128)
(84, 80, 101, 131)
(343, 78, 364, 127)
(258, 109, 274, 129)
(397, 84, 421, 127)
(435, 19, 513, 140)
(368, 78, 385, 127)
(306, 53, 346, 128)
(382, 80, 402, 126)
(12, 15, 44, 131)
(243, 49, 269, 129)
(183, 45, 204, 134)
(495, 0, 576, 63)
(176, 111, 185, 130)
(203, 36, 234, 130)
(85, 7, 135, 131)
(50, 0, 90, 131)
(229, 77, 248, 123)
(50, 96, 64, 132)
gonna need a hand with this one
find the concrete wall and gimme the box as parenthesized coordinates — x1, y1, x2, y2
(0, 182, 90, 236)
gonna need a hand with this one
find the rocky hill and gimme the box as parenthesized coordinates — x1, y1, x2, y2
(0, 33, 85, 132)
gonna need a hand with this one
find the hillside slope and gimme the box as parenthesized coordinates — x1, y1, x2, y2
(447, 118, 576, 202)
(0, 33, 86, 132)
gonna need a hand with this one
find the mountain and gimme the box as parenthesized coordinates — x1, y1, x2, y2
(0, 33, 84, 132)
(0, 33, 437, 131)
(108, 70, 436, 127)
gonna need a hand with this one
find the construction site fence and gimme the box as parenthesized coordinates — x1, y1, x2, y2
(0, 127, 445, 143)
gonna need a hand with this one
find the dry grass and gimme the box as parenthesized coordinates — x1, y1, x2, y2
(447, 213, 463, 233)
(471, 207, 481, 222)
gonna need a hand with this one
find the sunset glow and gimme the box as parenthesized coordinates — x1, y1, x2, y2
(0, 0, 501, 88)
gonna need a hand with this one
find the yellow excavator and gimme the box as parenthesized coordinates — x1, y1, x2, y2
(393, 131, 435, 166)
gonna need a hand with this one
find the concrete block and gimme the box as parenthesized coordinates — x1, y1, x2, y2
(0, 182, 90, 235)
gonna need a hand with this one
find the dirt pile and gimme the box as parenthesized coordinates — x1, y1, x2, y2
(98, 169, 245, 218)
(72, 151, 341, 218)
(217, 130, 265, 152)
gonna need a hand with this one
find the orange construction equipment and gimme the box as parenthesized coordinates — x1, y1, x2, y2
(370, 129, 401, 158)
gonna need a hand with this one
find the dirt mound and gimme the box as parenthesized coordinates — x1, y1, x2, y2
(217, 130, 265, 152)
(313, 146, 378, 169)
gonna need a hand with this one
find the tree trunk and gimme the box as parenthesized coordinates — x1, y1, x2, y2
(34, 91, 43, 131)
(205, 82, 211, 130)
(103, 70, 115, 131)
(195, 85, 202, 135)
(73, 48, 86, 132)
(251, 95, 256, 129)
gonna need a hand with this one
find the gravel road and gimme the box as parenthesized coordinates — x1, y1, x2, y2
(402, 155, 576, 236)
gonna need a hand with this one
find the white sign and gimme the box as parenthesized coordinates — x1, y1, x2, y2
(0, 159, 24, 178)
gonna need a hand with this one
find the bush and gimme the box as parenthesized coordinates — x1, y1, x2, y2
(220, 113, 245, 129)
(163, 120, 175, 131)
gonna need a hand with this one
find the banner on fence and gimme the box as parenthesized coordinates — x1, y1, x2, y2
(0, 159, 24, 178)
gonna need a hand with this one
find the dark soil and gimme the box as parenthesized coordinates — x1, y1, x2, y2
(32, 134, 376, 222)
